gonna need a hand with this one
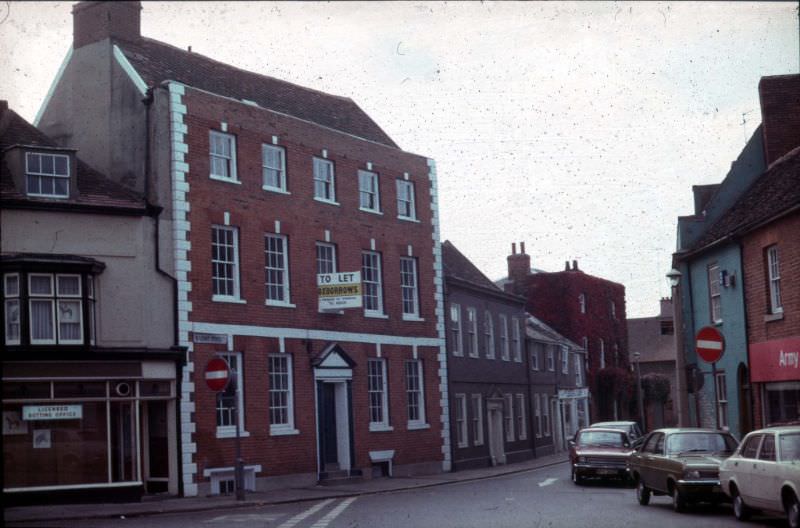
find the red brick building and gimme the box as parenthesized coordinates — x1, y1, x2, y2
(37, 1, 448, 497)
(501, 243, 629, 422)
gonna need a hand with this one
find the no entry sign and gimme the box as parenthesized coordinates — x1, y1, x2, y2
(204, 357, 231, 391)
(696, 326, 725, 363)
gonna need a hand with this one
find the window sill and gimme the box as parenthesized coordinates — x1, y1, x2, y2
(467, 354, 480, 359)
(216, 428, 250, 439)
(398, 216, 420, 223)
(369, 423, 394, 433)
(764, 312, 784, 323)
(262, 186, 290, 195)
(270, 427, 299, 436)
(407, 422, 430, 431)
(213, 296, 246, 304)
(359, 207, 383, 216)
(402, 314, 425, 322)
(456, 442, 469, 449)
(265, 300, 296, 308)
(365, 312, 389, 319)
(314, 197, 340, 206)
(210, 175, 242, 185)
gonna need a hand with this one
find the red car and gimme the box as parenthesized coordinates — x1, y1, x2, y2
(569, 427, 635, 484)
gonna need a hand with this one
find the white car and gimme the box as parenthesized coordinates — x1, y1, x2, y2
(719, 426, 800, 527)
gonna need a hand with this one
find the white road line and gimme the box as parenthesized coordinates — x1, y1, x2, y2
(538, 477, 558, 487)
(310, 497, 357, 528)
(204, 513, 282, 523)
(276, 498, 335, 528)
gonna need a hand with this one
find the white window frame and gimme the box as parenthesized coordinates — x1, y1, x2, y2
(400, 257, 420, 319)
(455, 393, 468, 448)
(396, 179, 416, 220)
(504, 393, 515, 441)
(599, 338, 606, 369)
(579, 293, 586, 314)
(209, 130, 238, 183)
(362, 251, 384, 316)
(543, 394, 551, 436)
(4, 273, 21, 345)
(531, 341, 540, 371)
(575, 354, 583, 386)
(262, 144, 287, 193)
(216, 352, 247, 438)
(499, 314, 510, 361)
(212, 225, 241, 302)
(534, 394, 542, 438)
(561, 345, 569, 374)
(546, 344, 555, 371)
(405, 359, 427, 428)
(708, 263, 722, 323)
(716, 371, 728, 429)
(471, 393, 484, 446)
(358, 169, 381, 213)
(55, 274, 83, 344)
(368, 358, 391, 431)
(466, 307, 479, 358)
(313, 157, 336, 203)
(767, 246, 782, 314)
(450, 303, 463, 356)
(269, 354, 297, 435)
(516, 394, 527, 440)
(25, 152, 70, 198)
(316, 242, 337, 275)
(484, 312, 495, 359)
(512, 318, 522, 362)
(28, 273, 56, 345)
(264, 233, 291, 306)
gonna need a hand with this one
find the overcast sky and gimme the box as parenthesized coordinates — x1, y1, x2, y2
(1, 1, 798, 317)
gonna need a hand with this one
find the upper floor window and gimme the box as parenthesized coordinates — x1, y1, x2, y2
(212, 225, 240, 301)
(454, 393, 468, 448)
(400, 257, 419, 318)
(396, 179, 416, 220)
(546, 344, 555, 371)
(575, 354, 583, 386)
(358, 169, 381, 213)
(313, 157, 335, 203)
(499, 314, 510, 361)
(578, 293, 586, 314)
(708, 263, 722, 323)
(264, 234, 290, 305)
(484, 312, 495, 359)
(450, 303, 463, 356)
(262, 144, 286, 192)
(26, 152, 69, 198)
(466, 307, 479, 358)
(530, 342, 541, 371)
(561, 345, 569, 374)
(4, 274, 21, 345)
(316, 243, 337, 275)
(512, 318, 522, 362)
(610, 301, 616, 319)
(209, 131, 237, 182)
(361, 251, 384, 315)
(599, 338, 606, 369)
(766, 246, 782, 314)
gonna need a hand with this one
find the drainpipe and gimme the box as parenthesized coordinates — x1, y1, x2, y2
(735, 238, 752, 436)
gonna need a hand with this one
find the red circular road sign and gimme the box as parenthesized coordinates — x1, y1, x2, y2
(696, 326, 725, 363)
(204, 357, 231, 392)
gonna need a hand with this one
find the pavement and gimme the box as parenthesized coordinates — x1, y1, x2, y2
(4, 452, 568, 524)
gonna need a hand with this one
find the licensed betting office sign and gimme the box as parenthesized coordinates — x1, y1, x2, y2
(318, 272, 362, 311)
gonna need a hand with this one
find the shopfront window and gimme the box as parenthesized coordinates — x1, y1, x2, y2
(765, 382, 800, 426)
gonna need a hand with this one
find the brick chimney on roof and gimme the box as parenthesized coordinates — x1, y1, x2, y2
(73, 1, 142, 49)
(507, 241, 531, 292)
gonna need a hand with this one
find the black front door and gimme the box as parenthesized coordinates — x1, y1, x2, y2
(321, 383, 338, 467)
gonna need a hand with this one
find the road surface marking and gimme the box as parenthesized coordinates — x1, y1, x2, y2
(538, 478, 558, 487)
(276, 498, 335, 528)
(204, 513, 282, 523)
(310, 497, 357, 528)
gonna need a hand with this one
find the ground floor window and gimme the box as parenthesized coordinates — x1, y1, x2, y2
(764, 381, 800, 426)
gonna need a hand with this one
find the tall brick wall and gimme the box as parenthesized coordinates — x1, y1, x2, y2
(758, 74, 800, 166)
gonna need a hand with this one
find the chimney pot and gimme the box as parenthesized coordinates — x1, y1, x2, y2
(520, 241, 526, 254)
(511, 242, 516, 255)
(572, 260, 578, 271)
(565, 261, 570, 271)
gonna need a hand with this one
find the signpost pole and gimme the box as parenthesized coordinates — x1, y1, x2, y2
(711, 361, 720, 430)
(233, 379, 245, 501)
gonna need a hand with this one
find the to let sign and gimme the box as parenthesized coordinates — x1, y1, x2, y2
(696, 326, 725, 363)
(317, 272, 362, 311)
(205, 357, 231, 392)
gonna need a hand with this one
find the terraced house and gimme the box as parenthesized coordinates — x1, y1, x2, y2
(35, 1, 448, 497)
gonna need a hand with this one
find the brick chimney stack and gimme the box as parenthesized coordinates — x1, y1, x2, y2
(73, 1, 142, 49)
(507, 241, 531, 293)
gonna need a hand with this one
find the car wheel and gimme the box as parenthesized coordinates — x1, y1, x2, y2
(571, 466, 583, 485)
(636, 478, 650, 506)
(787, 492, 799, 528)
(672, 486, 687, 513)
(731, 487, 751, 521)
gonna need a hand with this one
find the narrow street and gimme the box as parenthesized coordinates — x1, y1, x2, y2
(11, 462, 783, 528)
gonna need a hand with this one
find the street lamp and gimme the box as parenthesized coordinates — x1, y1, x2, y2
(667, 268, 682, 288)
(633, 351, 645, 432)
(667, 267, 688, 426)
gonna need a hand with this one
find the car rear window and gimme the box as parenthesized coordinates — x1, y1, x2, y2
(578, 430, 627, 447)
(780, 433, 800, 462)
(666, 432, 737, 455)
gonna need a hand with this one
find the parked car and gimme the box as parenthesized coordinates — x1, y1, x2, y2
(719, 426, 800, 527)
(569, 427, 634, 484)
(590, 421, 644, 446)
(629, 428, 738, 512)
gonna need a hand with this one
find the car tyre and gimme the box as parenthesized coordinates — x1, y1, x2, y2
(571, 467, 583, 485)
(731, 487, 751, 521)
(672, 486, 687, 513)
(787, 492, 799, 528)
(636, 478, 651, 506)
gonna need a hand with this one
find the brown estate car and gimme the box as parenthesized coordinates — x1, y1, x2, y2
(629, 428, 739, 513)
(569, 427, 634, 484)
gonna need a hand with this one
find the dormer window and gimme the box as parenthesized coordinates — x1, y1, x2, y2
(26, 152, 70, 198)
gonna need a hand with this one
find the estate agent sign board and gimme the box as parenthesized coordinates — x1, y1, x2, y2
(317, 272, 362, 311)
